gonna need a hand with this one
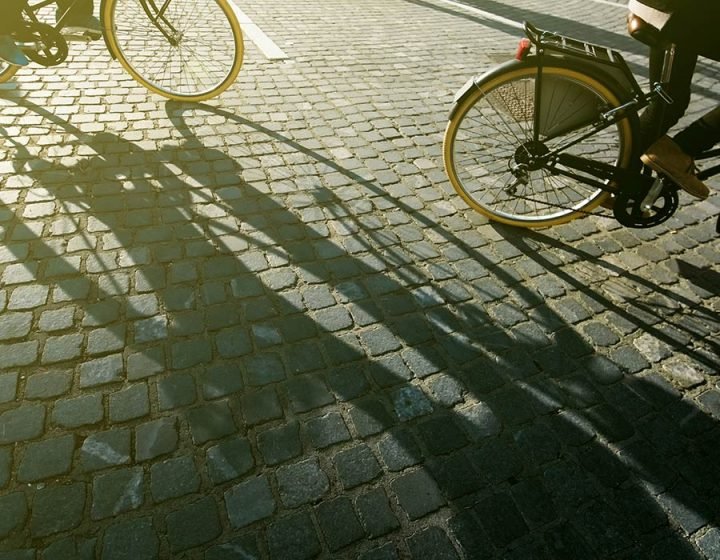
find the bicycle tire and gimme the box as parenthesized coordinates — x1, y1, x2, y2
(444, 62, 636, 228)
(102, 0, 244, 102)
(0, 62, 20, 84)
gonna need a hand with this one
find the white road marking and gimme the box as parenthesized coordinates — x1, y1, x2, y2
(432, 0, 626, 29)
(228, 2, 288, 61)
(434, 0, 524, 29)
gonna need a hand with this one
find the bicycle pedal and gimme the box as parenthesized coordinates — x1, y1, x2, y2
(62, 29, 102, 42)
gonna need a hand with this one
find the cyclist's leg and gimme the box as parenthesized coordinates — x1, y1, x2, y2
(674, 105, 720, 157)
(55, 0, 100, 36)
(636, 45, 697, 153)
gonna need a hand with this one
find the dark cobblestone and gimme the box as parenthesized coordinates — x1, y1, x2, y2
(17, 435, 74, 482)
(286, 374, 334, 413)
(355, 488, 400, 537)
(277, 458, 330, 507)
(349, 397, 395, 437)
(417, 415, 469, 456)
(135, 416, 178, 462)
(240, 387, 283, 426)
(305, 412, 351, 449)
(316, 496, 365, 551)
(109, 383, 150, 422)
(0, 493, 27, 538)
(151, 455, 201, 502)
(206, 437, 254, 484)
(91, 467, 144, 519)
(334, 444, 383, 489)
(266, 511, 321, 560)
(166, 496, 222, 553)
(52, 393, 103, 428)
(101, 517, 159, 560)
(391, 468, 445, 520)
(0, 404, 46, 444)
(31, 483, 85, 537)
(24, 370, 72, 399)
(406, 526, 460, 560)
(79, 429, 131, 472)
(201, 363, 244, 399)
(157, 373, 197, 410)
(224, 475, 276, 529)
(187, 401, 237, 444)
(257, 421, 302, 465)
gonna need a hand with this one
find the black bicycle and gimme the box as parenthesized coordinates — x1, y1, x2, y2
(0, 0, 244, 101)
(443, 19, 720, 230)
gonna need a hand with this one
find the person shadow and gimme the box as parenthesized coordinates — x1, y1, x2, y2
(0, 94, 718, 560)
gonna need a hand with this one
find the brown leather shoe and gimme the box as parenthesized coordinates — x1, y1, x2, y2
(641, 135, 710, 200)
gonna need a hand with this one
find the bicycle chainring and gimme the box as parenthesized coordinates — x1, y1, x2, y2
(612, 183, 679, 228)
(22, 23, 68, 67)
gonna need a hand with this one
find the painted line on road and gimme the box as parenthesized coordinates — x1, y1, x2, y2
(435, 0, 524, 29)
(433, 0, 626, 29)
(229, 2, 288, 61)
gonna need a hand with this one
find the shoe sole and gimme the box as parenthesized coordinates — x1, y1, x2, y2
(640, 155, 709, 200)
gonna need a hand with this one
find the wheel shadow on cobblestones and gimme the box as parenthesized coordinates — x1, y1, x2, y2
(0, 96, 718, 558)
(500, 228, 720, 371)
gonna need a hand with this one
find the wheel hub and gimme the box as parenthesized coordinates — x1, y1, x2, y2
(514, 141, 549, 171)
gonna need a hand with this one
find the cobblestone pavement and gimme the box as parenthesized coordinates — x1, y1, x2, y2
(1, 0, 719, 558)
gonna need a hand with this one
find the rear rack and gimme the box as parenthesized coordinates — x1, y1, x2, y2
(523, 21, 643, 99)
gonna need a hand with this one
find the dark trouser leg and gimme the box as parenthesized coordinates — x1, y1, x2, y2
(637, 46, 698, 154)
(0, 0, 28, 35)
(55, 0, 93, 25)
(674, 105, 720, 157)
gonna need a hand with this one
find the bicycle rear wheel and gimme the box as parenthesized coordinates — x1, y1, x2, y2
(103, 0, 244, 102)
(444, 63, 635, 228)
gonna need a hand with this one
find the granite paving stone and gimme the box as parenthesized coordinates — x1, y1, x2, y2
(206, 436, 254, 484)
(79, 429, 131, 472)
(391, 468, 445, 520)
(100, 517, 159, 560)
(266, 511, 321, 560)
(315, 496, 365, 551)
(224, 475, 276, 529)
(30, 483, 85, 537)
(257, 421, 302, 466)
(0, 493, 27, 539)
(355, 487, 401, 537)
(91, 467, 144, 520)
(150, 455, 201, 502)
(276, 457, 330, 508)
(166, 496, 222, 553)
(187, 401, 237, 444)
(305, 411, 351, 449)
(17, 435, 75, 482)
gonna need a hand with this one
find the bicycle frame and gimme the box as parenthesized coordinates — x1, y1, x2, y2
(20, 0, 178, 62)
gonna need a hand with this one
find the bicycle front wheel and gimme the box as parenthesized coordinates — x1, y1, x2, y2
(0, 62, 20, 84)
(103, 0, 244, 102)
(444, 63, 635, 228)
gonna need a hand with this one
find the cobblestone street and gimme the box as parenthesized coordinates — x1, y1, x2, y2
(1, 0, 719, 558)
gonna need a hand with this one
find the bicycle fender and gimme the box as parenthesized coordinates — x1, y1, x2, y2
(448, 56, 632, 122)
(98, 0, 116, 60)
(448, 58, 527, 121)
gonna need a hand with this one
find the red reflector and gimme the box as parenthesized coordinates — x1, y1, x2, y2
(515, 38, 532, 60)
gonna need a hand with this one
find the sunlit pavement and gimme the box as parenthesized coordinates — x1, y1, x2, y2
(1, 0, 719, 558)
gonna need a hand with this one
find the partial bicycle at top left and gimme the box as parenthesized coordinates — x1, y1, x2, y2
(0, 0, 245, 102)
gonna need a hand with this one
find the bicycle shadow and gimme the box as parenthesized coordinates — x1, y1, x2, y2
(0, 94, 718, 559)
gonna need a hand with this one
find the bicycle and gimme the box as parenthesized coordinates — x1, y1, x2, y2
(443, 19, 720, 230)
(0, 0, 244, 102)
